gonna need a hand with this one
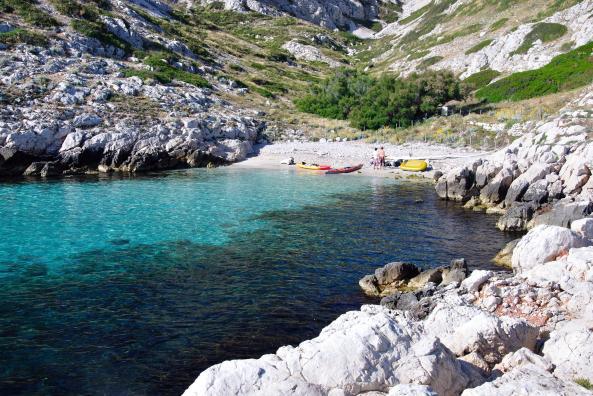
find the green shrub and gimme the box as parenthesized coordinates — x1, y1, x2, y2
(399, 2, 432, 25)
(409, 50, 430, 60)
(465, 39, 494, 55)
(0, 0, 60, 27)
(419, 56, 443, 68)
(464, 69, 501, 89)
(489, 18, 508, 31)
(124, 53, 211, 88)
(295, 69, 468, 130)
(266, 48, 295, 63)
(0, 28, 48, 46)
(511, 23, 568, 55)
(575, 378, 593, 390)
(477, 41, 593, 102)
(49, 0, 98, 20)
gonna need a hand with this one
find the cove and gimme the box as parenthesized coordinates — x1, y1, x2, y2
(0, 168, 515, 395)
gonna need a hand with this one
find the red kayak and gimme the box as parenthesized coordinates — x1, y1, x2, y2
(326, 164, 363, 174)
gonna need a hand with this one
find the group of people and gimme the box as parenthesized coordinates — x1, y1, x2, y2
(372, 147, 386, 170)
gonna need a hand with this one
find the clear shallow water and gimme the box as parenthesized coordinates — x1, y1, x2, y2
(0, 168, 515, 395)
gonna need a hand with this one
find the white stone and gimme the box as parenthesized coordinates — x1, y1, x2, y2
(461, 270, 494, 292)
(512, 225, 587, 273)
(184, 306, 473, 396)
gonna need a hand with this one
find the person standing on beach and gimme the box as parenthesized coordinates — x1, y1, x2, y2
(378, 147, 386, 169)
(373, 148, 380, 170)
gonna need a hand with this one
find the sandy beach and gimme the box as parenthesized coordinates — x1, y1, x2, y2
(236, 140, 491, 178)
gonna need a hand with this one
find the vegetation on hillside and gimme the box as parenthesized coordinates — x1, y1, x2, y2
(295, 69, 469, 130)
(464, 69, 501, 89)
(477, 41, 593, 102)
(0, 0, 60, 27)
(511, 22, 567, 55)
(123, 52, 210, 88)
(465, 39, 493, 55)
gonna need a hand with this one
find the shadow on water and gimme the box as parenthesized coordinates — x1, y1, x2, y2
(0, 178, 516, 395)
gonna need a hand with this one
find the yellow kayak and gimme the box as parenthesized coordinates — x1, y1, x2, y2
(400, 159, 428, 172)
(297, 163, 331, 171)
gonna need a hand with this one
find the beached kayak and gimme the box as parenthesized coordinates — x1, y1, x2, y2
(326, 164, 363, 174)
(399, 160, 428, 172)
(297, 163, 332, 170)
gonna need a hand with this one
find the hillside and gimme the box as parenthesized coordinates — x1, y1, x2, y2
(1, 0, 593, 177)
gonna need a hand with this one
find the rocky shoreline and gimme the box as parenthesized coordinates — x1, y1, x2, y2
(183, 90, 593, 395)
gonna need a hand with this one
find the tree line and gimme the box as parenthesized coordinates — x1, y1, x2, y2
(295, 69, 470, 130)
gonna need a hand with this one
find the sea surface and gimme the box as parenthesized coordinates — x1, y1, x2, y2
(0, 167, 516, 395)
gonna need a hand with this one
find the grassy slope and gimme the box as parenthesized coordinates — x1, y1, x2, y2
(477, 41, 593, 102)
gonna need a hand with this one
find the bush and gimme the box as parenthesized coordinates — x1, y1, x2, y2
(295, 69, 468, 130)
(477, 41, 593, 102)
(0, 0, 60, 27)
(0, 28, 48, 46)
(419, 55, 443, 68)
(575, 378, 593, 390)
(511, 23, 567, 55)
(489, 18, 508, 31)
(465, 39, 494, 55)
(464, 69, 500, 89)
(49, 0, 98, 20)
(124, 52, 211, 88)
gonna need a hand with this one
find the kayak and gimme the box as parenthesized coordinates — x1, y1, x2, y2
(326, 164, 363, 174)
(297, 163, 331, 170)
(399, 159, 428, 172)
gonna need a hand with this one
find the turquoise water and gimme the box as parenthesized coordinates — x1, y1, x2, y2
(0, 168, 514, 395)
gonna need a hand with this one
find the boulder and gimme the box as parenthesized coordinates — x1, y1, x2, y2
(461, 363, 590, 395)
(493, 239, 521, 268)
(374, 262, 420, 285)
(461, 270, 494, 292)
(522, 178, 549, 204)
(529, 198, 593, 228)
(493, 347, 554, 374)
(425, 298, 538, 366)
(0, 147, 39, 177)
(408, 268, 443, 289)
(435, 165, 477, 202)
(496, 202, 536, 231)
(480, 167, 514, 205)
(23, 161, 47, 176)
(475, 161, 502, 188)
(543, 320, 593, 382)
(73, 113, 102, 129)
(571, 218, 593, 240)
(359, 274, 380, 296)
(100, 16, 144, 49)
(504, 163, 551, 206)
(183, 306, 474, 396)
(512, 225, 588, 273)
(560, 157, 591, 195)
(441, 258, 469, 285)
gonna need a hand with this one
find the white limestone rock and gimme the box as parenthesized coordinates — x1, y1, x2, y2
(461, 363, 591, 395)
(282, 40, 342, 67)
(571, 218, 593, 240)
(512, 225, 588, 273)
(184, 306, 474, 396)
(543, 319, 593, 382)
(424, 297, 538, 366)
(461, 270, 494, 292)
